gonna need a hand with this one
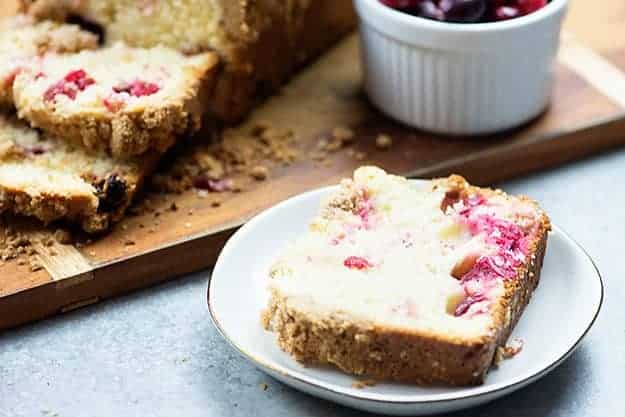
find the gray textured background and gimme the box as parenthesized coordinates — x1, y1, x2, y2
(1, 149, 623, 417)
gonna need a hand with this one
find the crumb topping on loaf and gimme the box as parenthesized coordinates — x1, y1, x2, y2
(266, 167, 545, 340)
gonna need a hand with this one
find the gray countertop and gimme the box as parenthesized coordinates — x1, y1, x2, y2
(1, 150, 624, 417)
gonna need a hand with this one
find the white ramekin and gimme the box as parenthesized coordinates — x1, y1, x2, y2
(355, 0, 568, 135)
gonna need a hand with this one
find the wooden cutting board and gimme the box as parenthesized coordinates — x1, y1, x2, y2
(2, 1, 625, 330)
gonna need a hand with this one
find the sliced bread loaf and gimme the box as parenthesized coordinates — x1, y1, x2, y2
(18, 0, 356, 121)
(262, 167, 550, 385)
(0, 114, 159, 233)
(12, 43, 218, 158)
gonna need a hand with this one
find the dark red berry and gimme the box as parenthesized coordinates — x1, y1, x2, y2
(439, 0, 487, 23)
(379, 0, 421, 8)
(192, 176, 233, 192)
(380, 0, 549, 22)
(44, 80, 77, 101)
(417, 1, 445, 20)
(43, 69, 94, 102)
(454, 293, 486, 316)
(113, 80, 160, 97)
(493, 5, 521, 20)
(517, 0, 547, 14)
(98, 174, 128, 213)
(103, 96, 125, 113)
(64, 69, 95, 90)
(344, 256, 374, 270)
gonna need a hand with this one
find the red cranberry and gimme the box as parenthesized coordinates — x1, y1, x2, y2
(344, 256, 373, 270)
(380, 0, 549, 22)
(44, 80, 78, 101)
(517, 0, 547, 14)
(113, 80, 160, 97)
(454, 293, 486, 316)
(380, 0, 421, 8)
(192, 176, 233, 192)
(64, 69, 95, 90)
(439, 0, 487, 23)
(103, 96, 125, 113)
(44, 69, 94, 102)
(386, 0, 487, 22)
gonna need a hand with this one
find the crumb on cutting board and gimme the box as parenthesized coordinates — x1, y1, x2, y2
(250, 165, 269, 181)
(375, 133, 393, 150)
(150, 121, 298, 195)
(0, 221, 77, 272)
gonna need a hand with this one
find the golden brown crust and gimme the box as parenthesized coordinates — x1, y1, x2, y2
(0, 186, 96, 227)
(0, 156, 158, 234)
(262, 292, 494, 386)
(17, 105, 185, 157)
(489, 213, 550, 357)
(262, 176, 551, 386)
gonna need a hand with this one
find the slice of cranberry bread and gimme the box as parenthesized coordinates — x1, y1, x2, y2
(262, 167, 550, 386)
(18, 0, 356, 122)
(0, 114, 159, 233)
(12, 44, 218, 158)
(0, 14, 97, 108)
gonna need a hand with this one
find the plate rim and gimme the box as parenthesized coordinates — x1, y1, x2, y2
(207, 184, 604, 405)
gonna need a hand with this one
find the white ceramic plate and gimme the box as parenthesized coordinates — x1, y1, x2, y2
(208, 183, 603, 416)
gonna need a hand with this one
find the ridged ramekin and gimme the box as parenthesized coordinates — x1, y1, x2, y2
(354, 0, 568, 135)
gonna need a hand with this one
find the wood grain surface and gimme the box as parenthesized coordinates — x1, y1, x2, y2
(1, 0, 625, 329)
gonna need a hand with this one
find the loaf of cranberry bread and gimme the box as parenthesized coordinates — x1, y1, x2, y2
(0, 14, 97, 108)
(0, 115, 159, 233)
(18, 0, 356, 122)
(11, 43, 218, 158)
(262, 167, 550, 386)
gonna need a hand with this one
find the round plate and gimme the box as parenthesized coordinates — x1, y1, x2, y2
(208, 183, 603, 416)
